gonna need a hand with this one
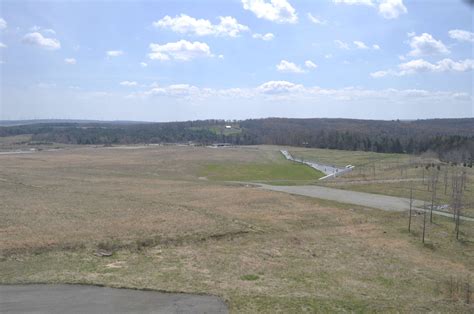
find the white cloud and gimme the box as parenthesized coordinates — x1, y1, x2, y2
(372, 44, 380, 50)
(107, 50, 124, 57)
(120, 81, 138, 87)
(325, 54, 333, 59)
(305, 60, 318, 69)
(448, 29, 474, 43)
(408, 33, 450, 57)
(307, 13, 326, 25)
(206, 82, 469, 102)
(0, 18, 7, 30)
(0, 42, 6, 48)
(140, 84, 200, 97)
(140, 62, 148, 67)
(22, 32, 61, 50)
(252, 33, 275, 41)
(242, 0, 298, 24)
(371, 58, 474, 77)
(333, 0, 374, 5)
(399, 58, 474, 74)
(334, 40, 349, 50)
(257, 80, 303, 94)
(64, 58, 76, 65)
(276, 60, 305, 73)
(30, 26, 56, 35)
(378, 0, 407, 19)
(333, 0, 407, 19)
(353, 40, 369, 49)
(153, 14, 249, 37)
(148, 40, 213, 61)
(370, 70, 389, 78)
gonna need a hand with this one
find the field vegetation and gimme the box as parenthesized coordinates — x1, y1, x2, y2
(0, 144, 473, 312)
(290, 147, 474, 217)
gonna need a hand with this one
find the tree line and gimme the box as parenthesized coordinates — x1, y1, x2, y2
(1, 118, 473, 163)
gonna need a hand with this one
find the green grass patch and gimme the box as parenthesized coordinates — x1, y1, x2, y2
(240, 274, 260, 281)
(291, 148, 409, 168)
(199, 162, 324, 183)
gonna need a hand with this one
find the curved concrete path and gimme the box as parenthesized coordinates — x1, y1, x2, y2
(0, 284, 228, 314)
(256, 183, 474, 222)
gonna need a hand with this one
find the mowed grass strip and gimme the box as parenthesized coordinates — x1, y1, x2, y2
(290, 147, 410, 168)
(200, 162, 324, 183)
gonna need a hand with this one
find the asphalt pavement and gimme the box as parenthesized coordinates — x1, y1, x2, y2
(0, 284, 228, 314)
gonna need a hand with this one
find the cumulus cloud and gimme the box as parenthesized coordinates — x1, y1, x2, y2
(30, 26, 56, 35)
(148, 40, 213, 61)
(252, 33, 275, 41)
(399, 58, 474, 74)
(276, 60, 305, 73)
(148, 40, 214, 61)
(370, 70, 390, 78)
(353, 40, 369, 49)
(131, 81, 470, 107)
(408, 33, 450, 57)
(257, 80, 303, 94)
(448, 29, 474, 43)
(334, 40, 349, 50)
(64, 58, 76, 65)
(335, 40, 379, 50)
(305, 60, 318, 69)
(371, 58, 474, 77)
(22, 32, 61, 50)
(242, 0, 298, 24)
(307, 13, 326, 25)
(107, 50, 124, 57)
(378, 0, 407, 19)
(140, 62, 148, 67)
(0, 18, 7, 30)
(333, 0, 374, 5)
(153, 14, 249, 37)
(333, 0, 407, 19)
(120, 81, 138, 86)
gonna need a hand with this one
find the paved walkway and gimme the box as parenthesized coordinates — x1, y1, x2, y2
(256, 183, 474, 222)
(0, 284, 228, 314)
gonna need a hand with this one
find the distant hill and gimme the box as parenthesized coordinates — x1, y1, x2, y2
(0, 119, 149, 127)
(1, 118, 473, 162)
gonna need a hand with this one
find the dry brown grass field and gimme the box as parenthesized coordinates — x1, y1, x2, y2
(1, 145, 473, 312)
(289, 147, 474, 217)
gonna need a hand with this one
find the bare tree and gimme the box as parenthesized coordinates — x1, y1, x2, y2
(408, 183, 413, 232)
(429, 167, 439, 223)
(451, 169, 465, 240)
(422, 204, 427, 244)
(444, 166, 449, 195)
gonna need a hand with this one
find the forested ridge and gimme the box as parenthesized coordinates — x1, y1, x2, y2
(1, 118, 473, 162)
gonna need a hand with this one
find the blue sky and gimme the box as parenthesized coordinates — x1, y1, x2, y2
(0, 0, 473, 121)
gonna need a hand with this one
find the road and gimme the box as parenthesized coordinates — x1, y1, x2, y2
(256, 183, 474, 222)
(0, 284, 228, 314)
(280, 150, 353, 179)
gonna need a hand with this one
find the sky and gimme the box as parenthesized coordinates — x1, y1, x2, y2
(0, 0, 473, 121)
